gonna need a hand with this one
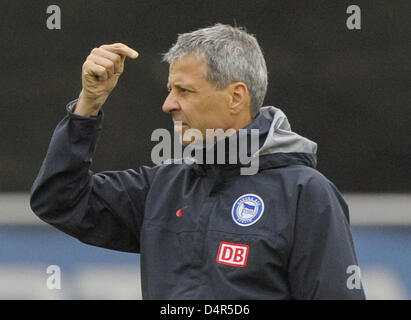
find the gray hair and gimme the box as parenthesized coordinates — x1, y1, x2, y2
(162, 23, 268, 117)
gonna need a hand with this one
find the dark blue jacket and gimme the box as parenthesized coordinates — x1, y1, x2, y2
(30, 100, 366, 300)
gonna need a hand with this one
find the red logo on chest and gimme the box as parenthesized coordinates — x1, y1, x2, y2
(216, 241, 249, 267)
(176, 206, 187, 217)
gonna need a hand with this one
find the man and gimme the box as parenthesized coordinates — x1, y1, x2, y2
(30, 24, 366, 299)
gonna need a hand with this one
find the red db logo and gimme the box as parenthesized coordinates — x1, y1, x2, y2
(216, 241, 249, 267)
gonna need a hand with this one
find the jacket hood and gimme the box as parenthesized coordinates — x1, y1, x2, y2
(242, 106, 318, 170)
(253, 106, 317, 157)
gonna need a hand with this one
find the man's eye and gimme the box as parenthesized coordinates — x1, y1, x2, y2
(167, 86, 192, 94)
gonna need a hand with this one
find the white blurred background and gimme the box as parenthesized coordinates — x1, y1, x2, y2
(0, 193, 410, 299)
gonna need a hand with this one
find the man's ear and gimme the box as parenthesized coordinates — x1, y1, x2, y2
(229, 82, 250, 115)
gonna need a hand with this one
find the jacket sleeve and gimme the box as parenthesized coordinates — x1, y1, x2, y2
(287, 172, 366, 299)
(30, 99, 156, 253)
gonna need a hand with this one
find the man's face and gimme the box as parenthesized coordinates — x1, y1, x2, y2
(162, 53, 232, 144)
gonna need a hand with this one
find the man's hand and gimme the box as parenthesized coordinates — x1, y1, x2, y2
(75, 43, 139, 116)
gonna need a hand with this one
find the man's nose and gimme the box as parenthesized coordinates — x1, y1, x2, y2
(162, 93, 181, 113)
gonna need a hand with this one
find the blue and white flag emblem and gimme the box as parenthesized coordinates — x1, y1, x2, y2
(231, 194, 264, 227)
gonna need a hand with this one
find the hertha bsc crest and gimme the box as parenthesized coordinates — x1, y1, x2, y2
(231, 194, 264, 227)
